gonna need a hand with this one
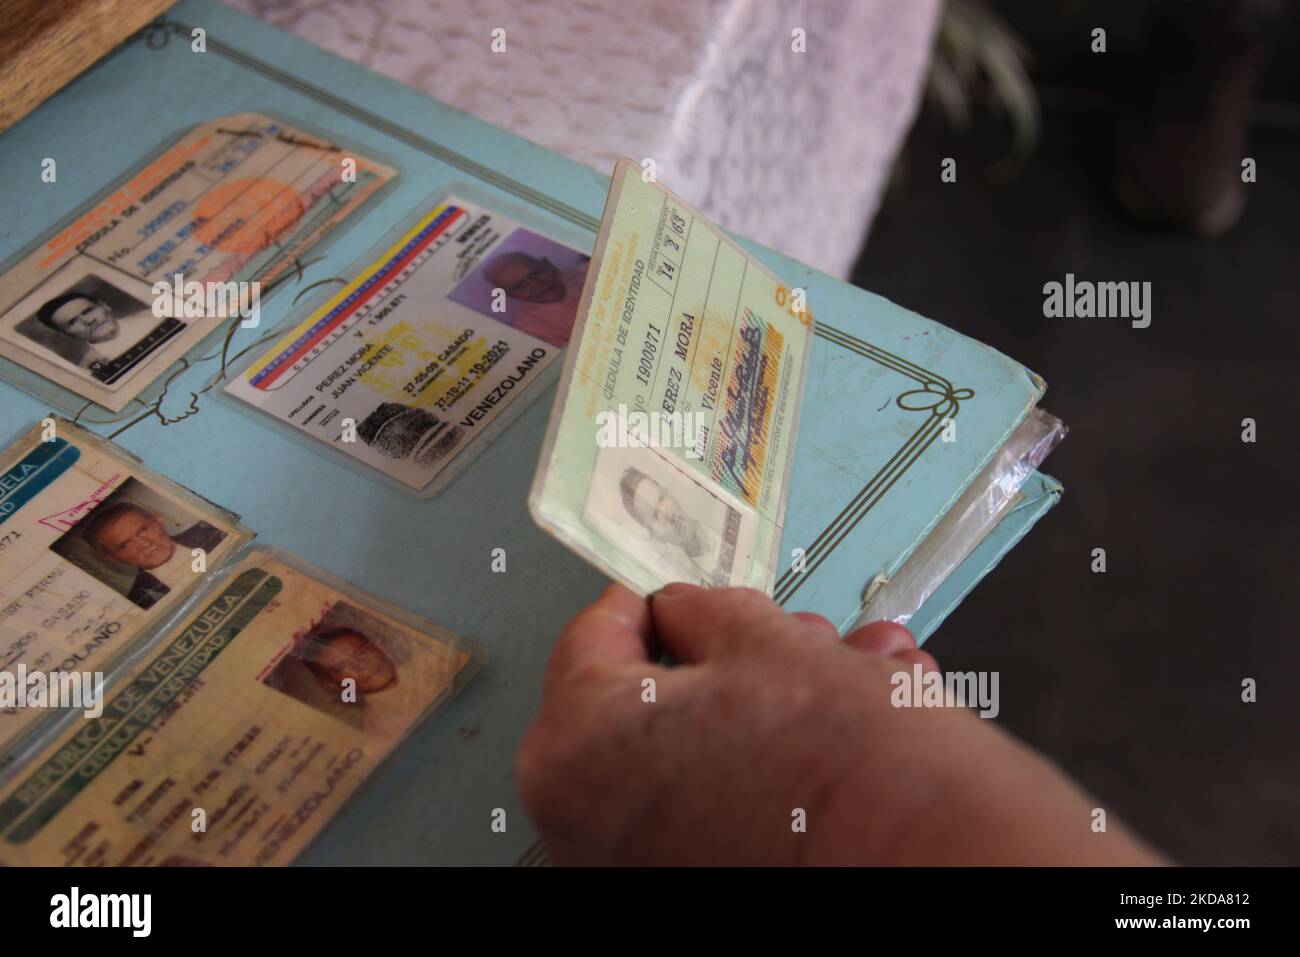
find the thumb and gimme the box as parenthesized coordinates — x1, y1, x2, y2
(649, 583, 789, 663)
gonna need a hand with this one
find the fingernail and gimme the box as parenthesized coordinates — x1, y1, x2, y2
(654, 582, 700, 601)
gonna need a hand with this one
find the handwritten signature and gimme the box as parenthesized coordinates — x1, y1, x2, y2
(36, 472, 124, 533)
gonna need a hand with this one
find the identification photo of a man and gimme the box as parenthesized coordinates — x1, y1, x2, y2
(261, 600, 462, 739)
(446, 226, 590, 349)
(1, 256, 185, 390)
(583, 443, 758, 588)
(49, 477, 228, 610)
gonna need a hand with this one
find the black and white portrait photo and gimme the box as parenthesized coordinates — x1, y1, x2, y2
(3, 258, 184, 388)
(582, 444, 757, 588)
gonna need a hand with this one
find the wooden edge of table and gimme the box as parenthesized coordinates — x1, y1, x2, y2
(0, 0, 176, 134)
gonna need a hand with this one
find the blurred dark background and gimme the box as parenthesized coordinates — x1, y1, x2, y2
(851, 0, 1300, 865)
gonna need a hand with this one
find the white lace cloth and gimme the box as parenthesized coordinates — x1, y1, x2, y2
(227, 0, 939, 278)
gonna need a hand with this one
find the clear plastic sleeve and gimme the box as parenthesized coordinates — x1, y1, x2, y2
(0, 545, 485, 865)
(856, 407, 1066, 628)
(219, 183, 595, 497)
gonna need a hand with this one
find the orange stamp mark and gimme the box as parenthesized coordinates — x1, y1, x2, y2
(193, 178, 304, 255)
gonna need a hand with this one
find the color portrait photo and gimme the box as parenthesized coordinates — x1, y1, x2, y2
(447, 227, 590, 349)
(262, 600, 463, 739)
(48, 477, 228, 610)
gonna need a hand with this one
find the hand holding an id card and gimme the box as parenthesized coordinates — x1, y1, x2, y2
(517, 583, 1165, 866)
